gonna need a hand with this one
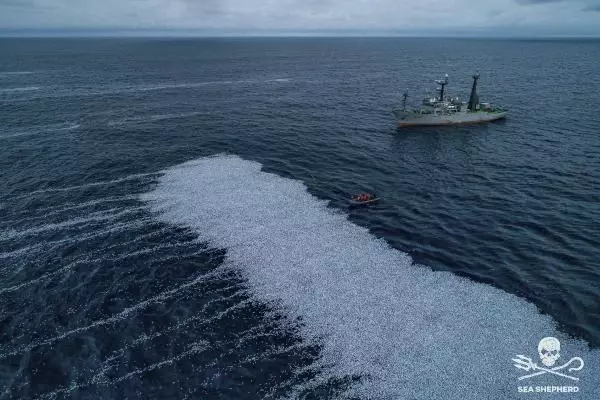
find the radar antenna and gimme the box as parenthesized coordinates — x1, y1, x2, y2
(435, 74, 449, 102)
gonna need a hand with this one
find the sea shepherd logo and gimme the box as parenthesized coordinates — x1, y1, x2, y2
(513, 337, 584, 393)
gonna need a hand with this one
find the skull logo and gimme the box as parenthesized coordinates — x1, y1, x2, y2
(538, 337, 561, 367)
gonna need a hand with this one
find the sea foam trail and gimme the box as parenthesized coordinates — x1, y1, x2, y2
(141, 155, 600, 400)
(0, 71, 34, 76)
(0, 268, 225, 359)
(107, 111, 205, 127)
(0, 208, 146, 241)
(0, 86, 40, 93)
(0, 122, 80, 140)
(6, 173, 158, 199)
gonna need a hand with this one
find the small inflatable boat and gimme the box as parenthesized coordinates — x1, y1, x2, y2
(350, 193, 379, 206)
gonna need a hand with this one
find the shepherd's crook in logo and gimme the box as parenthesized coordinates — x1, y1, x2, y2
(512, 337, 584, 381)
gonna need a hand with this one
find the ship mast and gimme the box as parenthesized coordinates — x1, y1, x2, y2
(402, 91, 408, 111)
(467, 73, 480, 111)
(435, 74, 449, 102)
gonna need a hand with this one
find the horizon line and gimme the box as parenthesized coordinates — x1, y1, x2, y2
(1, 27, 600, 39)
(1, 33, 600, 39)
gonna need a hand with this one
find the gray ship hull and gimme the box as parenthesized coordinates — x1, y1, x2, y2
(394, 110, 506, 127)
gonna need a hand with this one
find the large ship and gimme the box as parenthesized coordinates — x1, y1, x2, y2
(393, 73, 507, 128)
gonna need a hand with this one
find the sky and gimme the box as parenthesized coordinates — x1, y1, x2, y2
(1, 0, 600, 37)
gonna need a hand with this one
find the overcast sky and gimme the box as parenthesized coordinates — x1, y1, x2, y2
(1, 0, 600, 36)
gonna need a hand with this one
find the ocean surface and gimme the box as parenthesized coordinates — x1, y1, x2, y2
(0, 38, 599, 399)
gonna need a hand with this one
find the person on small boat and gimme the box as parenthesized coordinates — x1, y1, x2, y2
(354, 193, 374, 202)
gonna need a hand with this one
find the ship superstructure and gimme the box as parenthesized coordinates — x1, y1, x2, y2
(394, 74, 506, 127)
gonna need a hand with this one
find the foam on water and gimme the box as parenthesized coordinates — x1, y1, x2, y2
(107, 112, 205, 127)
(5, 172, 158, 200)
(0, 219, 158, 264)
(132, 80, 252, 92)
(0, 208, 146, 241)
(141, 155, 600, 399)
(0, 122, 79, 140)
(0, 267, 226, 360)
(36, 340, 211, 400)
(6, 194, 139, 219)
(0, 241, 200, 295)
(0, 71, 34, 76)
(0, 86, 40, 93)
(0, 78, 291, 104)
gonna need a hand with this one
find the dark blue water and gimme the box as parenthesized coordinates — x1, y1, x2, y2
(0, 38, 599, 399)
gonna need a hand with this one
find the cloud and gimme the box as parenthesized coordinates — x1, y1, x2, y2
(516, 0, 600, 11)
(0, 0, 599, 35)
(516, 0, 564, 3)
(0, 0, 38, 8)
